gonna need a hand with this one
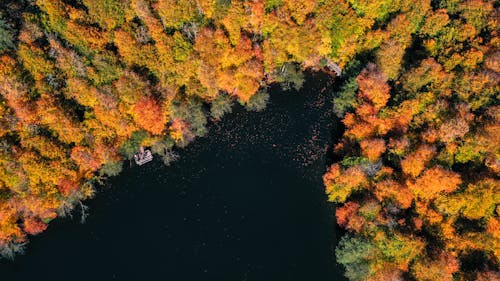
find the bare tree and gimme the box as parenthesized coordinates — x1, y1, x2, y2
(79, 201, 89, 224)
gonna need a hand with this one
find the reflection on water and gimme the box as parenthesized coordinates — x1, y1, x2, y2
(0, 73, 346, 281)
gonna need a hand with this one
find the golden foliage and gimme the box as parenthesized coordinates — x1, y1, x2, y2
(400, 145, 436, 177)
(407, 166, 461, 201)
(324, 164, 368, 203)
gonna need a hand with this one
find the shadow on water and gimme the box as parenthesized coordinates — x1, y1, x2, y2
(0, 72, 347, 281)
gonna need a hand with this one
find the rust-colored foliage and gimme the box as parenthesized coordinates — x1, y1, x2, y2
(57, 178, 79, 196)
(0, 203, 24, 245)
(336, 202, 360, 227)
(71, 146, 104, 172)
(133, 97, 166, 135)
(23, 217, 48, 235)
(359, 138, 385, 161)
(326, 2, 499, 279)
(356, 63, 390, 110)
(411, 252, 459, 281)
(0, 1, 497, 278)
(374, 180, 413, 209)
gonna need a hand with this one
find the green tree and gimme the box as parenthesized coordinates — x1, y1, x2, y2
(0, 18, 14, 52)
(210, 93, 234, 120)
(118, 131, 149, 159)
(336, 235, 375, 281)
(245, 90, 269, 112)
(265, 0, 283, 12)
(333, 76, 359, 117)
(275, 63, 305, 91)
(99, 161, 123, 177)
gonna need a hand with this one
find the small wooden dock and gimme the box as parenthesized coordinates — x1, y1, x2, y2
(134, 147, 153, 166)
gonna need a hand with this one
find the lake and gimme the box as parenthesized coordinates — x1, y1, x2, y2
(0, 73, 346, 281)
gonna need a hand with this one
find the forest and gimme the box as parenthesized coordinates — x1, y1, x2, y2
(0, 0, 498, 280)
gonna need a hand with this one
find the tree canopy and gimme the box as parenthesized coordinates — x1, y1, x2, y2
(0, 2, 498, 280)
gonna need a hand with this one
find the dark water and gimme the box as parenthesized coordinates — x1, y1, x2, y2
(0, 73, 346, 281)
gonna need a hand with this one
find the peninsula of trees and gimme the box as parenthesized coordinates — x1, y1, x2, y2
(0, 1, 498, 280)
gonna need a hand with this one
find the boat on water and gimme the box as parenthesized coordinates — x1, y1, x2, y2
(134, 146, 153, 166)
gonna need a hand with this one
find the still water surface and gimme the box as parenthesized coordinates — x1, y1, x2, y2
(0, 73, 346, 281)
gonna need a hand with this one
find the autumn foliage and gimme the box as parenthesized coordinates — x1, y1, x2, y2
(0, 1, 498, 279)
(326, 1, 499, 279)
(2, 0, 356, 257)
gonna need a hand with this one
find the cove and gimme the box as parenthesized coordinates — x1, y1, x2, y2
(0, 73, 346, 281)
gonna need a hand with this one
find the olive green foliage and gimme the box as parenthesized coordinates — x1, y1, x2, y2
(82, 0, 128, 30)
(265, 0, 283, 12)
(217, 0, 232, 9)
(1, 1, 498, 275)
(333, 76, 358, 117)
(275, 63, 305, 91)
(170, 100, 208, 137)
(151, 138, 178, 166)
(99, 161, 123, 177)
(336, 235, 375, 281)
(210, 93, 234, 119)
(87, 53, 123, 86)
(340, 156, 370, 168)
(348, 0, 396, 21)
(151, 138, 175, 156)
(245, 90, 269, 112)
(0, 18, 14, 52)
(118, 131, 149, 159)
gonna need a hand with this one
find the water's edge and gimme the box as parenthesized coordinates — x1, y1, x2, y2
(0, 73, 347, 281)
